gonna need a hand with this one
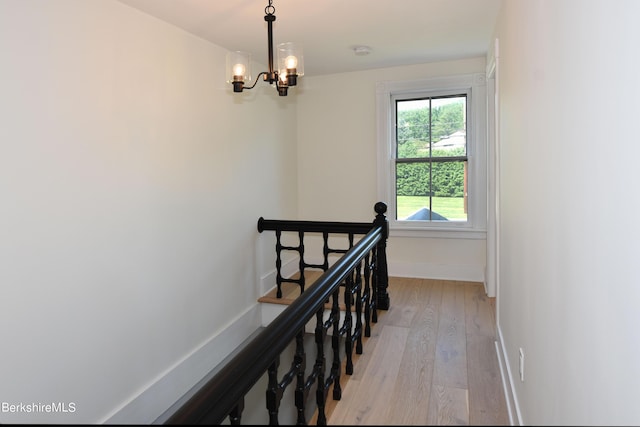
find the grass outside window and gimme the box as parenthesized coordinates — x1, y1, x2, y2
(397, 196, 466, 221)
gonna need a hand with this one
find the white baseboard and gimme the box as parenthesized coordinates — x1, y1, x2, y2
(101, 304, 262, 424)
(388, 260, 485, 283)
(495, 325, 523, 426)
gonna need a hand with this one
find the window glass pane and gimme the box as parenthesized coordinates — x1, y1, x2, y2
(431, 161, 468, 222)
(431, 96, 466, 158)
(396, 99, 431, 159)
(396, 162, 430, 220)
(396, 160, 468, 222)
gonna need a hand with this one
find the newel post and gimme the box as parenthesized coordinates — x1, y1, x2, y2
(373, 202, 390, 310)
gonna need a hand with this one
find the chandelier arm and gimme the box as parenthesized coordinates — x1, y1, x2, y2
(242, 72, 268, 91)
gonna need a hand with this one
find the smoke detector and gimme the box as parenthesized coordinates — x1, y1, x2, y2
(352, 45, 372, 56)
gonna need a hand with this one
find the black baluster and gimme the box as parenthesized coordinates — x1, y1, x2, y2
(266, 357, 281, 425)
(363, 253, 372, 337)
(343, 274, 354, 375)
(229, 397, 244, 425)
(294, 331, 307, 425)
(275, 230, 283, 298)
(314, 308, 327, 425)
(355, 261, 363, 355)
(371, 247, 378, 324)
(322, 231, 330, 271)
(330, 287, 342, 401)
(298, 230, 306, 294)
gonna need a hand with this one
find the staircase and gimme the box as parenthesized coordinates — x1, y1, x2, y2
(160, 203, 390, 425)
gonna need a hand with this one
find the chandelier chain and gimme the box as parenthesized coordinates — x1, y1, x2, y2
(265, 0, 275, 16)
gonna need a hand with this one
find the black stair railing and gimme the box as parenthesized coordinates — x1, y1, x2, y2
(161, 203, 389, 425)
(257, 202, 390, 311)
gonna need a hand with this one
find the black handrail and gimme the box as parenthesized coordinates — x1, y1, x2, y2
(258, 218, 373, 234)
(163, 226, 383, 425)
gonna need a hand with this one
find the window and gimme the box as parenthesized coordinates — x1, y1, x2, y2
(376, 74, 487, 238)
(396, 94, 468, 222)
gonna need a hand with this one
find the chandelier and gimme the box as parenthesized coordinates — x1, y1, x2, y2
(226, 0, 304, 97)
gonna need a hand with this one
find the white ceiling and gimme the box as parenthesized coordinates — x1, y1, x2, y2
(117, 0, 503, 77)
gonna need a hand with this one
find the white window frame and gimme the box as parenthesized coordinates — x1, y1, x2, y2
(376, 73, 487, 239)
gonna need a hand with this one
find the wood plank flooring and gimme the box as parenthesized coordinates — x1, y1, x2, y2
(297, 275, 509, 426)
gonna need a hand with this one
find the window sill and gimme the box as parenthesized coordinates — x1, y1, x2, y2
(389, 223, 486, 239)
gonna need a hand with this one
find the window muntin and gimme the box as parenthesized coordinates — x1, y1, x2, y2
(394, 94, 468, 223)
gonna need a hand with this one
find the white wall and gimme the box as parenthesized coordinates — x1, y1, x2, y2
(492, 1, 640, 425)
(296, 58, 487, 282)
(0, 0, 297, 423)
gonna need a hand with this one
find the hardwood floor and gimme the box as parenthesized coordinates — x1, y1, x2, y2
(307, 276, 509, 426)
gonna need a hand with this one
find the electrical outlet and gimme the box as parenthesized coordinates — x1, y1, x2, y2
(519, 348, 524, 382)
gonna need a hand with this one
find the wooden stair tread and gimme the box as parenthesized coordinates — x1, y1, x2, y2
(257, 270, 366, 312)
